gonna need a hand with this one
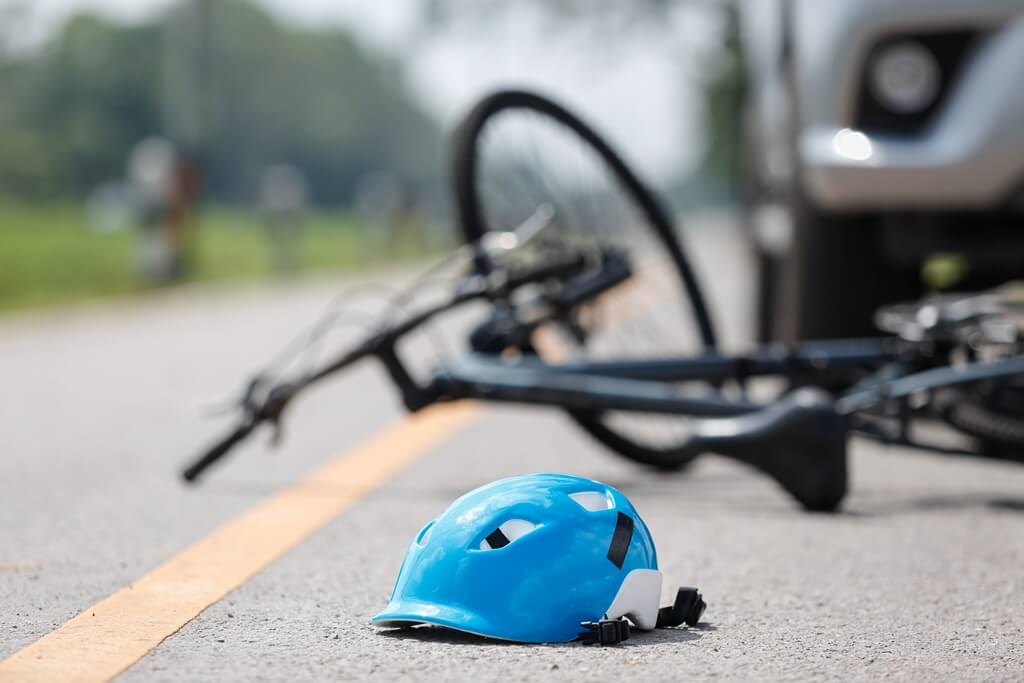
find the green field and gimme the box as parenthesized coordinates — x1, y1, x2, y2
(0, 203, 446, 312)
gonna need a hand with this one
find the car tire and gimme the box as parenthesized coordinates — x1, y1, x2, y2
(768, 197, 921, 342)
(754, 246, 781, 343)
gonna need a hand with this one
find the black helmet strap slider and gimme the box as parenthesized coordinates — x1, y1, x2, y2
(579, 586, 706, 645)
(656, 587, 707, 629)
(579, 618, 631, 645)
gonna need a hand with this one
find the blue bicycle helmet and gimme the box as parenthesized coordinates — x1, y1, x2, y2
(372, 473, 705, 644)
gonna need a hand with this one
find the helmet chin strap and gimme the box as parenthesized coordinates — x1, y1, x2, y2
(579, 587, 707, 646)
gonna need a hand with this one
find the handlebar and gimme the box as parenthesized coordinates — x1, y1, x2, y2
(182, 420, 258, 482)
(182, 247, 617, 483)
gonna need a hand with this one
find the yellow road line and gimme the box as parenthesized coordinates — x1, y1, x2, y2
(0, 403, 480, 683)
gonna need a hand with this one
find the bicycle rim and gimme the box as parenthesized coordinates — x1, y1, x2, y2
(451, 89, 718, 469)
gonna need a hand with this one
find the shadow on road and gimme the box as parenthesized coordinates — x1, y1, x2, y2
(375, 624, 710, 648)
(848, 492, 1024, 517)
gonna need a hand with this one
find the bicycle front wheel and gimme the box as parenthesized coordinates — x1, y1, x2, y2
(451, 89, 718, 469)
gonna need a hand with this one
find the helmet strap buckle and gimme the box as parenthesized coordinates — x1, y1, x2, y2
(579, 617, 631, 645)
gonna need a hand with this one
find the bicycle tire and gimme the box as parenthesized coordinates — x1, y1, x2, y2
(944, 399, 1024, 461)
(451, 89, 717, 470)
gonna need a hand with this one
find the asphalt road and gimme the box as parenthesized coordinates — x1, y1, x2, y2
(2, 218, 1023, 681)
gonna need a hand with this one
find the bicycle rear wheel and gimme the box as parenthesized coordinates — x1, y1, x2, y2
(451, 89, 718, 469)
(943, 382, 1024, 461)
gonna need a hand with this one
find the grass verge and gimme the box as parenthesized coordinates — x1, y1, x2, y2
(0, 202, 445, 312)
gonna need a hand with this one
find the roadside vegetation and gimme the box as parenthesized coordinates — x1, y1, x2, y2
(0, 203, 440, 311)
(0, 0, 448, 313)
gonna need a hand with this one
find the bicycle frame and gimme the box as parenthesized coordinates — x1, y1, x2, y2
(389, 341, 895, 415)
(184, 246, 1024, 511)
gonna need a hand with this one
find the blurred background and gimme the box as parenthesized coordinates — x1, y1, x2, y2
(3, 0, 1023, 334)
(0, 0, 742, 312)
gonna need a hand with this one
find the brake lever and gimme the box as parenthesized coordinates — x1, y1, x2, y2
(196, 374, 268, 418)
(182, 378, 297, 483)
(478, 202, 555, 259)
(261, 382, 296, 448)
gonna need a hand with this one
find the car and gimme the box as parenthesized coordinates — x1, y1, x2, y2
(739, 0, 1024, 341)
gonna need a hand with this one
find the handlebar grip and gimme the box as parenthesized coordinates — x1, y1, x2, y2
(182, 421, 257, 484)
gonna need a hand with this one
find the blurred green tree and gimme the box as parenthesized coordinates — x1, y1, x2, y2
(0, 0, 441, 205)
(693, 1, 745, 192)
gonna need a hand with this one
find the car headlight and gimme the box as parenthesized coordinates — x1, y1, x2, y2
(868, 41, 940, 114)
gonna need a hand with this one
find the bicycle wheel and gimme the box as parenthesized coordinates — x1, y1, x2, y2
(944, 382, 1024, 461)
(451, 89, 718, 469)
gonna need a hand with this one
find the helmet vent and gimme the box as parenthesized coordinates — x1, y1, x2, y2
(569, 491, 612, 512)
(416, 520, 435, 546)
(479, 519, 536, 549)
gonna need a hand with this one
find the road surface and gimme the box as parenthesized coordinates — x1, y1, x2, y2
(2, 218, 1022, 681)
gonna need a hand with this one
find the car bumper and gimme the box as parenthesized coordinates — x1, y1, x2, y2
(796, 1, 1024, 210)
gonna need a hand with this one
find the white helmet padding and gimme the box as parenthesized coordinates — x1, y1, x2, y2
(604, 568, 662, 630)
